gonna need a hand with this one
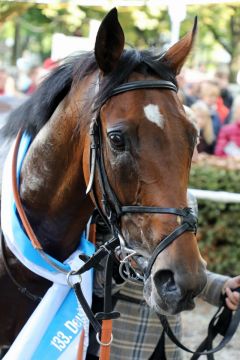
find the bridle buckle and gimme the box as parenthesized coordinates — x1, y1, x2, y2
(181, 208, 198, 234)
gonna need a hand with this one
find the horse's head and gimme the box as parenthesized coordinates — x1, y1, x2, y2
(84, 8, 207, 315)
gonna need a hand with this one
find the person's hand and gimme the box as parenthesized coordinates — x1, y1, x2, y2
(224, 276, 240, 310)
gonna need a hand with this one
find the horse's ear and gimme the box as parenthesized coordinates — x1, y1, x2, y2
(95, 8, 125, 74)
(162, 17, 197, 75)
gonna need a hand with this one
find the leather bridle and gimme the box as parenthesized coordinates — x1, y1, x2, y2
(86, 78, 198, 280)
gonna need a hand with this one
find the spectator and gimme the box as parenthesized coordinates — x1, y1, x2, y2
(215, 95, 240, 157)
(199, 80, 222, 138)
(216, 95, 230, 124)
(0, 68, 18, 96)
(214, 69, 232, 124)
(191, 100, 215, 154)
(25, 65, 45, 95)
(0, 67, 26, 128)
(0, 68, 8, 96)
(214, 69, 233, 110)
(177, 72, 198, 107)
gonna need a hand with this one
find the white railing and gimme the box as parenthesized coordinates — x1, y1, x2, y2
(189, 188, 240, 203)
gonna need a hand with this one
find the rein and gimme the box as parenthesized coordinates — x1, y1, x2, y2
(158, 298, 240, 360)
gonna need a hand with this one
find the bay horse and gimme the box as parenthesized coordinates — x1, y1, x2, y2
(0, 8, 207, 357)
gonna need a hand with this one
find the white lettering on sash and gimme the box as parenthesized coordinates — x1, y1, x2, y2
(50, 310, 85, 352)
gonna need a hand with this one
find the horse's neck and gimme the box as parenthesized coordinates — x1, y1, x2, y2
(20, 92, 94, 261)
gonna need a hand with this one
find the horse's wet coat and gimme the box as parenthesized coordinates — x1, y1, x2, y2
(0, 8, 206, 351)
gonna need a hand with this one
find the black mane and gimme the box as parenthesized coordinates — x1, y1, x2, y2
(2, 49, 176, 138)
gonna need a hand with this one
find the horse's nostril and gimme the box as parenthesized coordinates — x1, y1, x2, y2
(154, 270, 177, 296)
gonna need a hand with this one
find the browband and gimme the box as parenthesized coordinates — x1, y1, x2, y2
(101, 80, 177, 105)
(112, 80, 177, 94)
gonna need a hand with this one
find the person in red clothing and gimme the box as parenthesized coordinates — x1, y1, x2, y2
(25, 65, 47, 95)
(43, 57, 58, 71)
(216, 96, 230, 124)
(25, 59, 58, 95)
(215, 95, 240, 157)
(214, 69, 233, 111)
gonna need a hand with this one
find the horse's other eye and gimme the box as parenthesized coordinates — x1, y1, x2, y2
(108, 132, 125, 150)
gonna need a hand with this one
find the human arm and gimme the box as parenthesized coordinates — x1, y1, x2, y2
(200, 271, 240, 310)
(200, 270, 229, 306)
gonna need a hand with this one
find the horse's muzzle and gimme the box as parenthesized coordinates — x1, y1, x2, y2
(144, 267, 207, 315)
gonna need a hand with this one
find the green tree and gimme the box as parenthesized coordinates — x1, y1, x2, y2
(185, 4, 240, 81)
(2, 2, 239, 82)
(80, 5, 169, 48)
(0, 3, 87, 65)
(0, 2, 30, 24)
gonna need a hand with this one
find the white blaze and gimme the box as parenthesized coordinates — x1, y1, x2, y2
(144, 104, 165, 129)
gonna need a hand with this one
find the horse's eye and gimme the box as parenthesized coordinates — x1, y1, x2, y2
(108, 132, 125, 150)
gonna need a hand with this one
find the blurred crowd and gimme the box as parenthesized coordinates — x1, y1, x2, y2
(1, 58, 240, 159)
(177, 68, 240, 158)
(0, 57, 57, 128)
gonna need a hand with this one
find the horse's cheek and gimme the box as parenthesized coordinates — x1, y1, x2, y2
(110, 153, 139, 203)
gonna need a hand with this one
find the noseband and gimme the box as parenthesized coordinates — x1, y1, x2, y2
(87, 78, 197, 280)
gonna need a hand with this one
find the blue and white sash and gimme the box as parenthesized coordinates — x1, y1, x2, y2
(1, 133, 95, 359)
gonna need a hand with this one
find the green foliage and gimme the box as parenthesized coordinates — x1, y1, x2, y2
(81, 5, 169, 48)
(0, 3, 87, 64)
(189, 163, 240, 276)
(1, 2, 240, 77)
(184, 4, 240, 80)
(1, 3, 240, 80)
(0, 2, 30, 24)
